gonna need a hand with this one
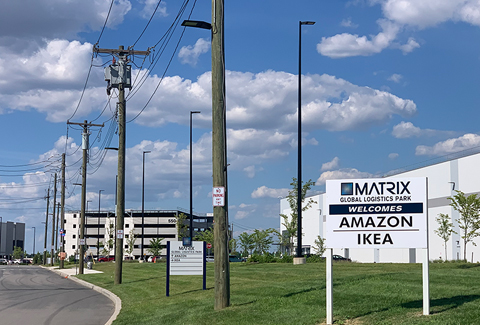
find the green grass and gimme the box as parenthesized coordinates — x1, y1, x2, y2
(76, 261, 480, 324)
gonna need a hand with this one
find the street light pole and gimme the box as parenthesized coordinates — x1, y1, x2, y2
(32, 227, 36, 255)
(296, 20, 315, 263)
(98, 189, 104, 260)
(190, 111, 201, 241)
(141, 150, 151, 260)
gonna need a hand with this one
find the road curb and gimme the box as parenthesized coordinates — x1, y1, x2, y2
(43, 266, 121, 325)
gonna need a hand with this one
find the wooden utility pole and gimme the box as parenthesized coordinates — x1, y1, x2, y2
(67, 120, 104, 274)
(43, 189, 50, 265)
(94, 45, 149, 285)
(55, 203, 60, 252)
(60, 153, 66, 269)
(212, 0, 230, 310)
(51, 173, 57, 266)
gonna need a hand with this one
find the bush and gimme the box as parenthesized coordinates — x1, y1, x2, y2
(278, 255, 293, 263)
(306, 255, 325, 263)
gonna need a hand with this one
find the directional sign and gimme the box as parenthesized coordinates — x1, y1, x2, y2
(169, 241, 204, 275)
(326, 177, 427, 249)
(212, 186, 225, 207)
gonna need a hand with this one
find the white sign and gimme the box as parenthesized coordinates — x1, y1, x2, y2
(326, 177, 427, 249)
(212, 186, 225, 207)
(79, 239, 85, 245)
(117, 229, 124, 239)
(169, 241, 204, 275)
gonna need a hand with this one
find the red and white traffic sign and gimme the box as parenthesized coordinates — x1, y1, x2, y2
(117, 229, 124, 239)
(206, 243, 212, 249)
(212, 186, 225, 207)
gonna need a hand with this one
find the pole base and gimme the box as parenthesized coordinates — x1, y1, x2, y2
(293, 257, 306, 265)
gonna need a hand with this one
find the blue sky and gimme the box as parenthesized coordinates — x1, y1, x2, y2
(1, 0, 480, 253)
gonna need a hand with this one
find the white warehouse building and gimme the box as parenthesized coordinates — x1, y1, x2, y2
(63, 209, 213, 259)
(280, 151, 480, 263)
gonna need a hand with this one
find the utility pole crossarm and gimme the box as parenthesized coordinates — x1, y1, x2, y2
(93, 46, 150, 57)
(67, 121, 104, 128)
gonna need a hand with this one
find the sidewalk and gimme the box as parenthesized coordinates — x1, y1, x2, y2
(44, 265, 103, 276)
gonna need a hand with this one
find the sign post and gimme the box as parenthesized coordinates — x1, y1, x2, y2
(325, 177, 429, 323)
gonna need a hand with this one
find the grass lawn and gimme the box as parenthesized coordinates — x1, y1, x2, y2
(76, 261, 480, 324)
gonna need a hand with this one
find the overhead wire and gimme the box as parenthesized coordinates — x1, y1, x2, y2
(127, 0, 198, 123)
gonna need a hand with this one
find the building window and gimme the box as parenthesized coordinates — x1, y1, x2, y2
(73, 235, 76, 239)
(64, 219, 67, 224)
(125, 224, 129, 228)
(73, 224, 76, 228)
(72, 245, 76, 249)
(73, 214, 77, 218)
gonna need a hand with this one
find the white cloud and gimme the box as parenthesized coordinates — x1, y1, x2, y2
(316, 168, 375, 185)
(320, 0, 480, 58)
(178, 38, 211, 66)
(140, 0, 167, 19)
(243, 165, 263, 178)
(321, 157, 340, 171)
(341, 18, 359, 28)
(0, 0, 131, 47)
(381, 0, 471, 29)
(317, 19, 400, 58)
(415, 133, 480, 156)
(398, 37, 420, 54)
(251, 186, 289, 199)
(392, 121, 455, 139)
(388, 152, 399, 159)
(388, 73, 403, 83)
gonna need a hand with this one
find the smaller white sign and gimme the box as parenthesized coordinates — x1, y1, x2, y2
(213, 186, 225, 207)
(169, 241, 204, 275)
(117, 229, 124, 239)
(79, 239, 85, 245)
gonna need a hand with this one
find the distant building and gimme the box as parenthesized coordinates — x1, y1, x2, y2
(0, 222, 25, 258)
(63, 209, 213, 259)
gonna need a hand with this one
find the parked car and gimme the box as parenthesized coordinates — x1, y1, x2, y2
(229, 255, 245, 262)
(0, 258, 7, 265)
(333, 255, 352, 262)
(98, 256, 115, 262)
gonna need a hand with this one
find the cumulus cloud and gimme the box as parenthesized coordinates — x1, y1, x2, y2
(398, 37, 420, 54)
(392, 121, 455, 139)
(341, 18, 359, 28)
(415, 133, 480, 156)
(321, 157, 340, 171)
(178, 38, 211, 66)
(0, 0, 131, 47)
(140, 0, 167, 19)
(319, 0, 480, 58)
(316, 168, 375, 185)
(251, 186, 289, 199)
(317, 19, 400, 58)
(388, 73, 403, 83)
(388, 153, 399, 159)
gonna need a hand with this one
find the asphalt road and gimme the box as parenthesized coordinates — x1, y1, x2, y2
(0, 265, 114, 325)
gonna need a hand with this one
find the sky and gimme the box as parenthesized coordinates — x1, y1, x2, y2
(2, 0, 480, 254)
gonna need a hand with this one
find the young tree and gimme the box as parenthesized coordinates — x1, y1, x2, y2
(312, 236, 326, 256)
(147, 238, 164, 256)
(194, 227, 214, 248)
(101, 217, 115, 256)
(434, 213, 455, 260)
(125, 229, 137, 257)
(238, 232, 254, 257)
(13, 246, 23, 260)
(448, 191, 480, 261)
(176, 212, 189, 239)
(251, 229, 276, 255)
(279, 177, 316, 255)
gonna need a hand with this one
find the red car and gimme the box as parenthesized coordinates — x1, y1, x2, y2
(98, 256, 115, 262)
